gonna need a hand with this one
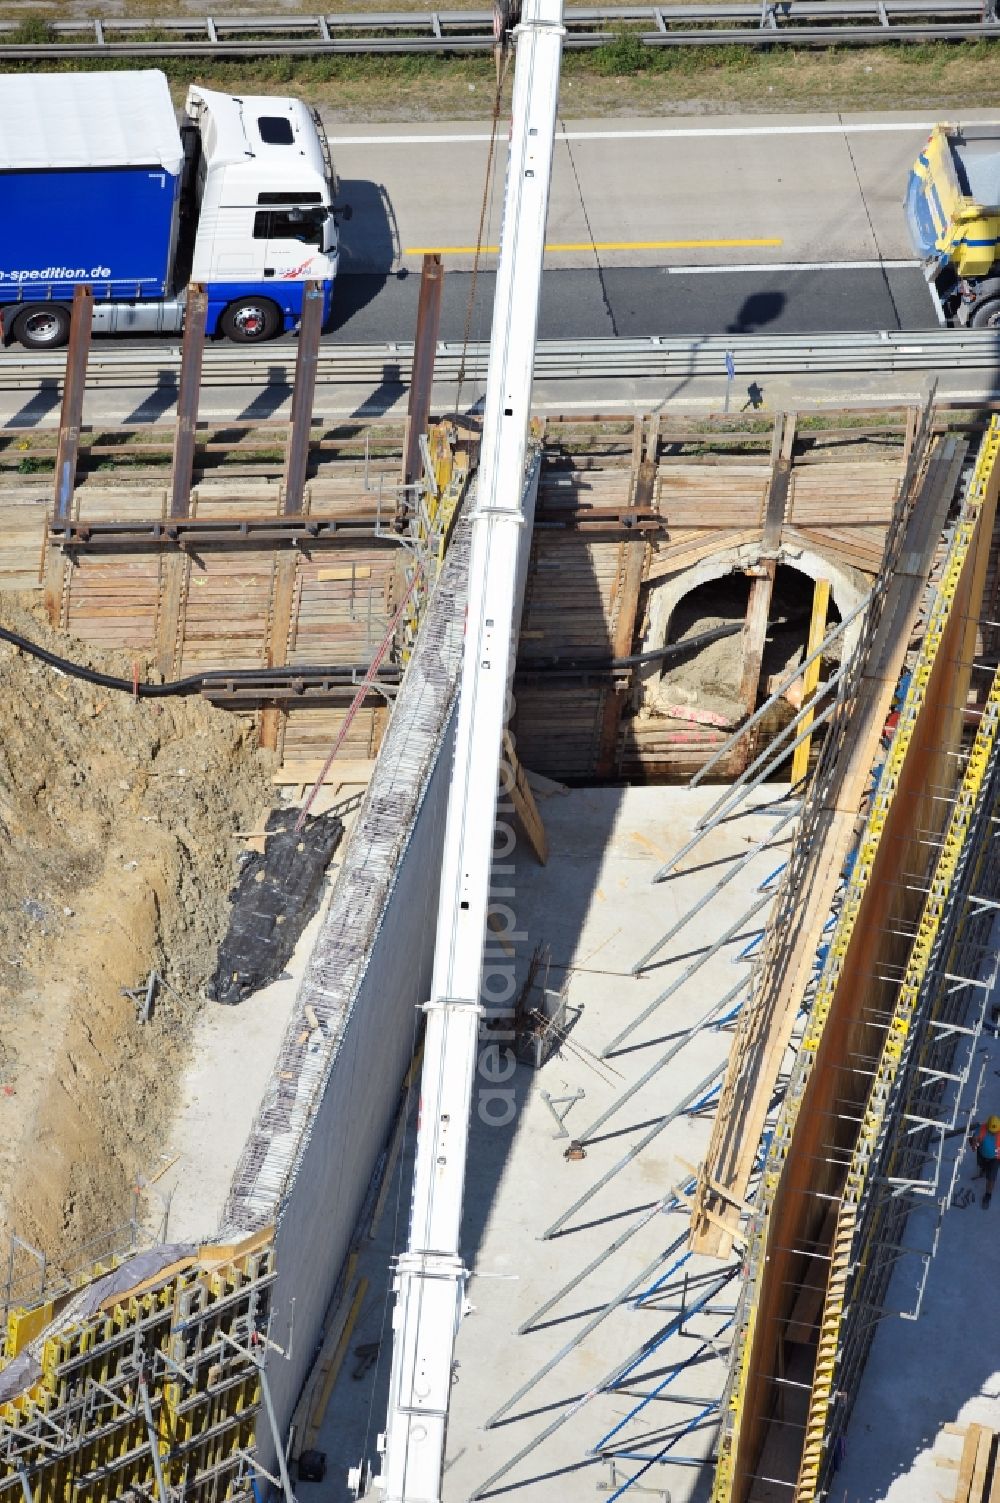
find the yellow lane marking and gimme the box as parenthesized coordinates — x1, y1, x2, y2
(403, 237, 784, 255)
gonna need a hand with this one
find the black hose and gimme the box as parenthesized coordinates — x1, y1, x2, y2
(523, 621, 743, 674)
(523, 613, 813, 675)
(0, 626, 376, 698)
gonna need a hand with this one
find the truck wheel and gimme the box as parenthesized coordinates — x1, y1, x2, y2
(972, 299, 1000, 329)
(220, 297, 281, 343)
(12, 304, 71, 350)
(969, 280, 1000, 328)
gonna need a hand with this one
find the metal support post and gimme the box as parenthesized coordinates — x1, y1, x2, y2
(582, 978, 747, 1140)
(520, 1189, 694, 1333)
(259, 1363, 296, 1503)
(45, 284, 93, 624)
(603, 896, 770, 1057)
(403, 254, 444, 489)
(53, 284, 92, 528)
(138, 1373, 168, 1503)
(476, 1273, 730, 1499)
(543, 1069, 724, 1239)
(283, 280, 325, 514)
(170, 283, 208, 518)
(694, 666, 846, 836)
(633, 804, 798, 974)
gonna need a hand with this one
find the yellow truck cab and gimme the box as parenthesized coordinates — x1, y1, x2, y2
(906, 124, 1000, 327)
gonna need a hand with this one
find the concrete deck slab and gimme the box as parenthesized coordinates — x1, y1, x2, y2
(309, 781, 796, 1503)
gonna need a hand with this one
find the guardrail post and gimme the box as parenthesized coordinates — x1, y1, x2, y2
(45, 285, 92, 623)
(403, 253, 444, 489)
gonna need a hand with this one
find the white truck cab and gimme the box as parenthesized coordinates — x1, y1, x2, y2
(185, 86, 341, 340)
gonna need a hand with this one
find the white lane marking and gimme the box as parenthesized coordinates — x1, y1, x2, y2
(327, 121, 1000, 147)
(661, 258, 922, 274)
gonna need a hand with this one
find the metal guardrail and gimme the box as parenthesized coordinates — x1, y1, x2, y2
(2, 330, 1000, 390)
(0, 1, 996, 57)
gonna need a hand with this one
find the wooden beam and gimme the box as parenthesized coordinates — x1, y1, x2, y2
(596, 532, 647, 775)
(736, 560, 776, 717)
(790, 577, 831, 785)
(155, 553, 189, 680)
(503, 730, 548, 865)
(957, 1425, 987, 1503)
(970, 1427, 993, 1503)
(260, 551, 298, 752)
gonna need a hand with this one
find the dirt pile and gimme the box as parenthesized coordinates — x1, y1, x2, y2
(0, 593, 275, 1273)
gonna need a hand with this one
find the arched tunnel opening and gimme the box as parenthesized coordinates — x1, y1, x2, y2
(627, 563, 844, 777)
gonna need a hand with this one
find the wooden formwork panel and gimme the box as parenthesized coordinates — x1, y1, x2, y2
(520, 535, 622, 656)
(538, 465, 633, 512)
(786, 461, 900, 525)
(512, 684, 608, 779)
(724, 434, 998, 1503)
(64, 555, 161, 652)
(288, 550, 396, 666)
(0, 495, 45, 589)
(190, 484, 282, 520)
(782, 523, 889, 575)
(179, 550, 275, 674)
(647, 529, 764, 578)
(281, 705, 386, 764)
(75, 486, 167, 522)
(656, 463, 770, 527)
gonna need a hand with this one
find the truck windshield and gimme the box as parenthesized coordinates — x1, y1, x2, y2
(253, 207, 327, 248)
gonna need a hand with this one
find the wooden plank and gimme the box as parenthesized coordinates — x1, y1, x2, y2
(970, 1427, 993, 1503)
(260, 551, 297, 752)
(503, 730, 548, 866)
(790, 578, 831, 785)
(763, 412, 795, 550)
(596, 533, 647, 776)
(956, 1425, 987, 1503)
(273, 757, 376, 785)
(736, 561, 776, 725)
(988, 1432, 1000, 1503)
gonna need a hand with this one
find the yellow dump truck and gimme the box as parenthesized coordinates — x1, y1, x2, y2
(906, 124, 1000, 327)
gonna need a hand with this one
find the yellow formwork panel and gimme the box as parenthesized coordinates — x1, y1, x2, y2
(6, 1303, 54, 1360)
(0, 1228, 276, 1503)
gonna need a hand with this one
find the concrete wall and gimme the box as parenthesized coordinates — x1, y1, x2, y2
(264, 724, 456, 1465)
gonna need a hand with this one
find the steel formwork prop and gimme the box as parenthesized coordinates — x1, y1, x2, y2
(713, 417, 1000, 1503)
(44, 285, 92, 624)
(169, 283, 208, 519)
(282, 280, 326, 515)
(403, 254, 445, 491)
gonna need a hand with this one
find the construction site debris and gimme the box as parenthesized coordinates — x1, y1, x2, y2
(206, 807, 344, 1007)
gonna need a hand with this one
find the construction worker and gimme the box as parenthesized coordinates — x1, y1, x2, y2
(970, 1115, 1000, 1207)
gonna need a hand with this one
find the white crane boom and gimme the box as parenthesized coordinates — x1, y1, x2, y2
(372, 4, 565, 1500)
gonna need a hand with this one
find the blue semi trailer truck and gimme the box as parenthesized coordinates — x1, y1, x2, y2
(0, 70, 345, 348)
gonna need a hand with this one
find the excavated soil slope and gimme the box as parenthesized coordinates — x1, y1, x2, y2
(0, 595, 274, 1275)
